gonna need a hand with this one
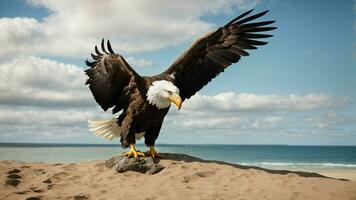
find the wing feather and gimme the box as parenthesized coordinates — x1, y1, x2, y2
(85, 39, 141, 113)
(160, 10, 276, 100)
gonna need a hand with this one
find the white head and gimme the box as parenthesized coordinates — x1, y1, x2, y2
(146, 80, 182, 110)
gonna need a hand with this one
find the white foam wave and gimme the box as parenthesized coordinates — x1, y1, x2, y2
(239, 162, 356, 168)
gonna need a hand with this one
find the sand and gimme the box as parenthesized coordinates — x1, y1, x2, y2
(1, 154, 356, 200)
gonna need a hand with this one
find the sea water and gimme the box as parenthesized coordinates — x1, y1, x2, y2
(0, 143, 355, 170)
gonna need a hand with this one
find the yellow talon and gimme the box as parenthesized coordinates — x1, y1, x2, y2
(124, 144, 145, 158)
(146, 146, 163, 159)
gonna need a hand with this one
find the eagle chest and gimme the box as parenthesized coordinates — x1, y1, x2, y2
(134, 103, 169, 131)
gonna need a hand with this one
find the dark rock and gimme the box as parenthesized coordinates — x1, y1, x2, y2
(53, 163, 62, 166)
(74, 194, 89, 200)
(8, 168, 21, 174)
(5, 179, 21, 186)
(26, 197, 41, 200)
(105, 155, 165, 174)
(43, 178, 52, 184)
(47, 184, 53, 190)
(147, 164, 165, 175)
(7, 174, 22, 179)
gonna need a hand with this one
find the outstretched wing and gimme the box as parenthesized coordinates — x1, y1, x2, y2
(161, 10, 276, 101)
(85, 39, 141, 113)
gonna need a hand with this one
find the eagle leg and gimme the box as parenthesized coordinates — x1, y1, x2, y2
(146, 146, 163, 159)
(124, 144, 145, 158)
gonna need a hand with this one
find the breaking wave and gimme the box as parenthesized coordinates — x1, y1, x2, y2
(239, 162, 356, 169)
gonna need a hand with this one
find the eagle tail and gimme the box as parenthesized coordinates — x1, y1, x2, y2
(88, 118, 122, 141)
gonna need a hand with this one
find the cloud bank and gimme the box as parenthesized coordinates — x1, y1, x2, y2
(0, 0, 259, 58)
(183, 92, 334, 112)
(0, 55, 353, 142)
(0, 56, 93, 107)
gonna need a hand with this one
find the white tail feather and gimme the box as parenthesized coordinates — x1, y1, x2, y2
(88, 118, 122, 141)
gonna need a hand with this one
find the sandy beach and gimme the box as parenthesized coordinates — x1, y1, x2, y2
(1, 154, 356, 200)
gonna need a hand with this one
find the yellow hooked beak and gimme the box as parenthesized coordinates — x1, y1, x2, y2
(169, 93, 182, 110)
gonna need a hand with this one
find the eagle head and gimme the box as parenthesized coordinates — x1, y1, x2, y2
(146, 80, 182, 110)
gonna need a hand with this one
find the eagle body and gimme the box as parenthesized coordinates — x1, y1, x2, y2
(115, 75, 174, 147)
(85, 9, 276, 156)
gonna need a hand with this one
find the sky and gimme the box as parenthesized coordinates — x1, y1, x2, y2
(0, 0, 355, 145)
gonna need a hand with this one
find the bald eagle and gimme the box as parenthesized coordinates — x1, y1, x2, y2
(85, 10, 276, 158)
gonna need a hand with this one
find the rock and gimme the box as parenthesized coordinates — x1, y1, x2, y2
(147, 164, 165, 175)
(26, 197, 41, 200)
(105, 155, 165, 174)
(43, 178, 52, 184)
(5, 179, 21, 186)
(7, 174, 22, 179)
(74, 194, 89, 200)
(8, 168, 21, 174)
(47, 184, 53, 190)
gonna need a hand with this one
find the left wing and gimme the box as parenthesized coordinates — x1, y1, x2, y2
(160, 10, 276, 101)
(85, 39, 142, 113)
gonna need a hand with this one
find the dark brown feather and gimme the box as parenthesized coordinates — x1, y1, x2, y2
(230, 46, 249, 56)
(234, 42, 257, 50)
(91, 53, 100, 60)
(243, 26, 277, 32)
(235, 10, 269, 25)
(107, 40, 115, 54)
(95, 46, 103, 56)
(225, 9, 254, 27)
(241, 33, 273, 38)
(239, 38, 268, 45)
(101, 39, 109, 54)
(240, 20, 275, 29)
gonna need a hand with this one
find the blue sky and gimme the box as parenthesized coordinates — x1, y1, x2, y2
(0, 0, 355, 145)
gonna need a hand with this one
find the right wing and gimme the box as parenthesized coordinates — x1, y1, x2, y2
(85, 39, 141, 113)
(160, 10, 276, 101)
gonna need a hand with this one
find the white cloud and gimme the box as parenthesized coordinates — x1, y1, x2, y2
(0, 17, 42, 57)
(183, 92, 334, 112)
(169, 114, 283, 131)
(0, 56, 93, 107)
(0, 106, 95, 127)
(163, 93, 354, 136)
(308, 112, 356, 129)
(0, 105, 95, 139)
(0, 0, 259, 58)
(126, 57, 153, 68)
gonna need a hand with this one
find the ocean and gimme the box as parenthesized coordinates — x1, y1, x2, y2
(1, 143, 356, 170)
